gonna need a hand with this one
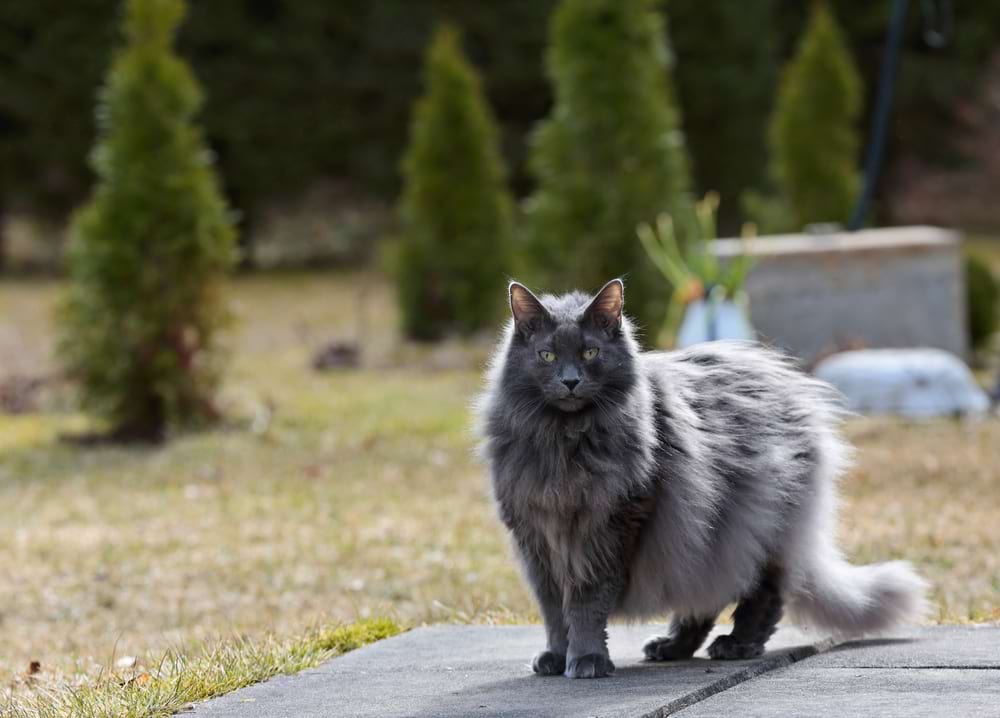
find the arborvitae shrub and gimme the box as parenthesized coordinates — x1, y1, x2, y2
(396, 25, 513, 341)
(754, 1, 862, 232)
(525, 0, 690, 335)
(967, 254, 999, 351)
(58, 0, 237, 441)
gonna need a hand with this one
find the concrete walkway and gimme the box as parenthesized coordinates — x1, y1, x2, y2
(189, 624, 999, 717)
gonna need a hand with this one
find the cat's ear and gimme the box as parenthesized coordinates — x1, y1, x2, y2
(584, 279, 624, 332)
(509, 282, 548, 336)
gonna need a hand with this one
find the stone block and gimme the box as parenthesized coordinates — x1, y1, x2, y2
(713, 226, 967, 365)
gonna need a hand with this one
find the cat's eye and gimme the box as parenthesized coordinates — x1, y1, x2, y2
(539, 350, 556, 363)
(582, 347, 600, 361)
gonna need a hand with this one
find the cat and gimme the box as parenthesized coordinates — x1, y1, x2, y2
(475, 278, 926, 679)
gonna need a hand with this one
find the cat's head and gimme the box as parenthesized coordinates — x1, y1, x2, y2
(503, 278, 639, 413)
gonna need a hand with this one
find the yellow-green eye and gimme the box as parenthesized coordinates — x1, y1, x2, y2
(539, 350, 557, 363)
(582, 347, 600, 361)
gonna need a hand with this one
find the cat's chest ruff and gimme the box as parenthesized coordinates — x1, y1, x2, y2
(520, 464, 613, 516)
(497, 422, 639, 515)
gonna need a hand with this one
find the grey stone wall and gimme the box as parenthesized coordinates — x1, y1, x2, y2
(712, 226, 967, 365)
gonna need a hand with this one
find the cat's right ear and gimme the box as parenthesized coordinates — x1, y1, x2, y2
(509, 282, 548, 337)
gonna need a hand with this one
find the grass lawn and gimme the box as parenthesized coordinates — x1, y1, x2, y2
(1, 272, 998, 712)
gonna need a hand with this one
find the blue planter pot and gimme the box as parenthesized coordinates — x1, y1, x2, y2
(676, 290, 755, 348)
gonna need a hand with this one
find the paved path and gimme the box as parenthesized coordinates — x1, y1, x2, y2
(189, 624, 999, 717)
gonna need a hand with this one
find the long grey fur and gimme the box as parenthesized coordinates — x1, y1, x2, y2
(475, 279, 927, 679)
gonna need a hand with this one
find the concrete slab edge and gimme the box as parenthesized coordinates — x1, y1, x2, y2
(641, 637, 839, 718)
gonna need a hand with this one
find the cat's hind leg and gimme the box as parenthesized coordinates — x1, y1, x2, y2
(643, 614, 716, 661)
(707, 564, 783, 660)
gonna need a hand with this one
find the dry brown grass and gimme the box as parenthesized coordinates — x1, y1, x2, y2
(1, 272, 998, 706)
(841, 418, 1000, 622)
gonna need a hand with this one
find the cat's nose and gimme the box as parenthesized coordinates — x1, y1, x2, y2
(562, 378, 580, 392)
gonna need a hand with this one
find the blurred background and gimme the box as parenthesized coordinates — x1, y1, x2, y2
(1, 0, 998, 714)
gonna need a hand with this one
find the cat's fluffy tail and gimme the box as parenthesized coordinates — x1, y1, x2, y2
(785, 421, 928, 637)
(787, 543, 928, 637)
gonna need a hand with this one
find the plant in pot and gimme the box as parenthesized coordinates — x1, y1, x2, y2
(637, 192, 756, 348)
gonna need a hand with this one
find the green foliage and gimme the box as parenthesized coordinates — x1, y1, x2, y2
(5, 1, 1000, 251)
(314, 618, 402, 653)
(753, 2, 862, 232)
(175, 0, 556, 231)
(0, 1, 118, 215)
(526, 0, 689, 335)
(58, 0, 237, 440)
(740, 188, 796, 236)
(0, 2, 554, 265)
(776, 1, 1000, 175)
(638, 194, 754, 299)
(668, 0, 777, 233)
(966, 254, 999, 351)
(396, 26, 513, 341)
(638, 193, 755, 345)
(0, 0, 119, 268)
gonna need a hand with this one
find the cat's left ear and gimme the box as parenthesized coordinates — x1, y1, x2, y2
(584, 279, 624, 332)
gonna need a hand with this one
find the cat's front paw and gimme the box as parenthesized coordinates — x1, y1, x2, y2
(642, 635, 696, 661)
(706, 635, 765, 660)
(564, 653, 615, 679)
(532, 650, 566, 676)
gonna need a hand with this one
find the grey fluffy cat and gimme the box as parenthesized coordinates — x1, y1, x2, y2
(476, 279, 926, 679)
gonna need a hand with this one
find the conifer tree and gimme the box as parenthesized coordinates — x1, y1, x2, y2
(58, 0, 237, 441)
(525, 0, 689, 335)
(396, 25, 513, 340)
(765, 1, 862, 230)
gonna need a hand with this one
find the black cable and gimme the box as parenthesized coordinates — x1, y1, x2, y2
(848, 0, 910, 231)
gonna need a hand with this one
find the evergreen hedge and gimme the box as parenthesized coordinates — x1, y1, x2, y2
(4, 1, 1000, 260)
(669, 0, 776, 233)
